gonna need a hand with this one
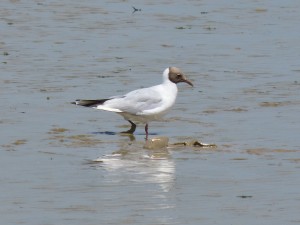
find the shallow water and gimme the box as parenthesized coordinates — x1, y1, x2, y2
(1, 0, 300, 224)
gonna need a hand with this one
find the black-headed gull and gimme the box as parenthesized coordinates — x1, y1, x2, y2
(72, 67, 193, 139)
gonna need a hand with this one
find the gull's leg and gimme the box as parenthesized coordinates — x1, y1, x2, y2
(121, 120, 136, 134)
(145, 123, 149, 140)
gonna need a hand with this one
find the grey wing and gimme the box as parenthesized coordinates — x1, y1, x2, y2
(104, 88, 163, 114)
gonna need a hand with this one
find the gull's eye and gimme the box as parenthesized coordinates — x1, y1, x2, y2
(176, 74, 181, 79)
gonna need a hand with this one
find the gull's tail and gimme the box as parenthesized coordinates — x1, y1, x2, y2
(71, 99, 109, 107)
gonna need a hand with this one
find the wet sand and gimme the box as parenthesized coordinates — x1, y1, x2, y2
(1, 0, 300, 224)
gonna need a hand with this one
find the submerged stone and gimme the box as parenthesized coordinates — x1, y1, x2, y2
(172, 140, 217, 148)
(143, 137, 169, 150)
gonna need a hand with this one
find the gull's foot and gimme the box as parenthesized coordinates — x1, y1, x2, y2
(120, 120, 136, 134)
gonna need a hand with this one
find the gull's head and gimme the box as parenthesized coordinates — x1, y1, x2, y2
(163, 67, 193, 87)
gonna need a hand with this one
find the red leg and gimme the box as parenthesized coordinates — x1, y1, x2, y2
(145, 123, 149, 140)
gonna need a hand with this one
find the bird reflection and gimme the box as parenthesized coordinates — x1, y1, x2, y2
(94, 136, 175, 193)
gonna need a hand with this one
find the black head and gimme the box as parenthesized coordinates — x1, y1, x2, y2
(168, 67, 193, 86)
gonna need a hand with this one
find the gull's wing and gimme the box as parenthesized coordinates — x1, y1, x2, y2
(97, 86, 164, 115)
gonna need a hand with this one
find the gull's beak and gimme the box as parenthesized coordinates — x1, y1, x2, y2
(183, 75, 193, 87)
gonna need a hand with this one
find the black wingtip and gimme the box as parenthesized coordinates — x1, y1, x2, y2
(71, 99, 110, 107)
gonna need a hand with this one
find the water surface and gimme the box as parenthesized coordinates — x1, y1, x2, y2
(1, 0, 300, 224)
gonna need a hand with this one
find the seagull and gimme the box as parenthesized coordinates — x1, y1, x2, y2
(72, 67, 193, 139)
